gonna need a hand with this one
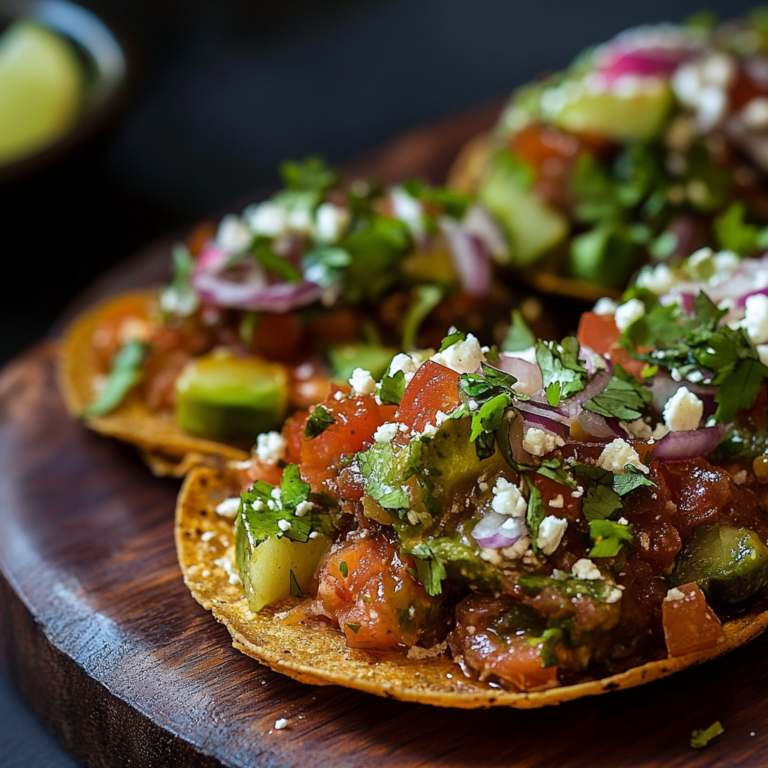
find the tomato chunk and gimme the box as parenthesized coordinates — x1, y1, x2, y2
(577, 312, 645, 378)
(310, 529, 446, 650)
(396, 360, 462, 433)
(662, 582, 724, 657)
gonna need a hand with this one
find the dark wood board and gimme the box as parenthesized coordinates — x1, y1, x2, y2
(1, 103, 767, 768)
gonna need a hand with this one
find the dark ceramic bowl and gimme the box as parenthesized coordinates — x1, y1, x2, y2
(0, 0, 131, 185)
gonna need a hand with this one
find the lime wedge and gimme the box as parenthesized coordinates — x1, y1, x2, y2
(0, 20, 84, 166)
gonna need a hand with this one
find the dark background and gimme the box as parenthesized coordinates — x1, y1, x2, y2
(0, 0, 757, 765)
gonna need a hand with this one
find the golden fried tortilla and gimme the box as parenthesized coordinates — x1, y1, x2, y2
(58, 292, 248, 477)
(176, 466, 768, 709)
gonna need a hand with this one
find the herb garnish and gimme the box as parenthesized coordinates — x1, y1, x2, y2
(535, 337, 588, 406)
(410, 541, 447, 597)
(83, 339, 148, 418)
(588, 519, 633, 558)
(690, 721, 725, 750)
(583, 365, 652, 422)
(379, 369, 406, 406)
(304, 406, 336, 439)
(525, 476, 546, 556)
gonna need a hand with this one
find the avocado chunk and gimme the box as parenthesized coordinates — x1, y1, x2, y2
(566, 222, 643, 289)
(236, 516, 331, 612)
(328, 343, 398, 382)
(549, 80, 673, 142)
(479, 153, 568, 268)
(671, 525, 768, 603)
(175, 349, 288, 441)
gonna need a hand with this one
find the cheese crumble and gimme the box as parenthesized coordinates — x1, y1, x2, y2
(255, 431, 287, 465)
(597, 438, 649, 474)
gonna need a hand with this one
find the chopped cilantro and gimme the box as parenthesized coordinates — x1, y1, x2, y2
(588, 519, 633, 558)
(401, 284, 443, 352)
(527, 627, 563, 668)
(302, 245, 351, 286)
(715, 202, 768, 255)
(339, 561, 348, 578)
(546, 381, 561, 407)
(690, 721, 725, 750)
(582, 485, 623, 522)
(439, 327, 467, 352)
(502, 309, 535, 352)
(289, 570, 304, 598)
(304, 406, 336, 439)
(280, 156, 338, 194)
(583, 374, 648, 422)
(525, 476, 546, 556)
(83, 339, 147, 418)
(240, 466, 333, 545)
(536, 337, 588, 400)
(379, 369, 406, 405)
(612, 466, 656, 496)
(537, 458, 576, 488)
(410, 541, 447, 597)
(253, 240, 303, 283)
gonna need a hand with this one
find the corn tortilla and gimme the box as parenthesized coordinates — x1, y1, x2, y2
(58, 292, 249, 477)
(176, 466, 768, 709)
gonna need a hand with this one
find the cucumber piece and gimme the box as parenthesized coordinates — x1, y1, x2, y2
(0, 21, 84, 165)
(328, 344, 398, 382)
(175, 350, 288, 441)
(236, 517, 331, 612)
(479, 154, 568, 267)
(550, 80, 673, 142)
(567, 223, 642, 288)
(672, 525, 768, 604)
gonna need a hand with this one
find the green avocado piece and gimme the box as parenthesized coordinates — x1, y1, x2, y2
(566, 222, 643, 288)
(671, 525, 768, 604)
(175, 350, 288, 441)
(550, 80, 673, 142)
(479, 152, 568, 268)
(328, 343, 397, 382)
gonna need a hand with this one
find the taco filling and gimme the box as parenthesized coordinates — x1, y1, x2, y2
(182, 248, 768, 698)
(62, 157, 516, 466)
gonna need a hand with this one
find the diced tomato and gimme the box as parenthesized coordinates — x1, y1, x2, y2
(449, 595, 558, 691)
(311, 528, 445, 650)
(248, 312, 306, 364)
(577, 312, 645, 378)
(288, 364, 331, 410)
(662, 582, 724, 657)
(299, 392, 397, 496)
(396, 360, 462, 434)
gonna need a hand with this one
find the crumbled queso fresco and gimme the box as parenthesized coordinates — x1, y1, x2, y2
(215, 497, 241, 518)
(523, 427, 565, 457)
(597, 438, 649, 474)
(349, 367, 377, 396)
(663, 387, 704, 432)
(430, 334, 486, 374)
(255, 431, 287, 465)
(536, 516, 568, 556)
(491, 477, 527, 518)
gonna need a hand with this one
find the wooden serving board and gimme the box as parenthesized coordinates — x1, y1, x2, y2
(1, 104, 768, 768)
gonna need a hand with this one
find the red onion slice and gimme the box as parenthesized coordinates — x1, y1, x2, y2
(462, 204, 509, 264)
(439, 217, 492, 296)
(517, 400, 574, 426)
(492, 355, 542, 395)
(522, 413, 571, 441)
(192, 244, 325, 312)
(653, 425, 728, 462)
(574, 410, 617, 440)
(472, 512, 528, 550)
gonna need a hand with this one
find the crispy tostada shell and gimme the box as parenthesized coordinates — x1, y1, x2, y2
(58, 291, 248, 477)
(176, 465, 768, 709)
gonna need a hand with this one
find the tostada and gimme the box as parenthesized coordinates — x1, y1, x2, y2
(59, 158, 515, 475)
(176, 246, 768, 707)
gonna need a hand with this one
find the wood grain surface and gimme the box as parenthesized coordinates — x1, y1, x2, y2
(1, 103, 768, 767)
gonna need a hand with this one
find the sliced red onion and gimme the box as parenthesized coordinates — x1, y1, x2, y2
(651, 374, 716, 418)
(517, 399, 574, 426)
(734, 287, 768, 310)
(653, 425, 728, 462)
(574, 410, 617, 440)
(472, 512, 528, 550)
(557, 369, 613, 419)
(192, 243, 324, 312)
(462, 204, 509, 264)
(493, 355, 542, 395)
(521, 413, 571, 441)
(439, 217, 492, 296)
(598, 46, 691, 84)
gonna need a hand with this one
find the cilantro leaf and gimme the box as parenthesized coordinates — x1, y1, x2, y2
(690, 721, 725, 750)
(582, 485, 623, 522)
(537, 458, 576, 488)
(621, 303, 681, 350)
(289, 570, 304, 598)
(502, 309, 535, 352)
(527, 627, 563, 668)
(83, 340, 147, 418)
(714, 358, 768, 424)
(280, 156, 338, 193)
(401, 284, 443, 352)
(439, 327, 467, 352)
(536, 337, 588, 400)
(280, 464, 311, 511)
(583, 375, 648, 422)
(612, 466, 656, 496)
(525, 476, 546, 555)
(304, 406, 336, 439)
(470, 394, 513, 441)
(588, 519, 633, 557)
(715, 201, 765, 255)
(546, 381, 561, 407)
(302, 245, 351, 286)
(410, 542, 447, 596)
(379, 369, 406, 405)
(253, 240, 303, 282)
